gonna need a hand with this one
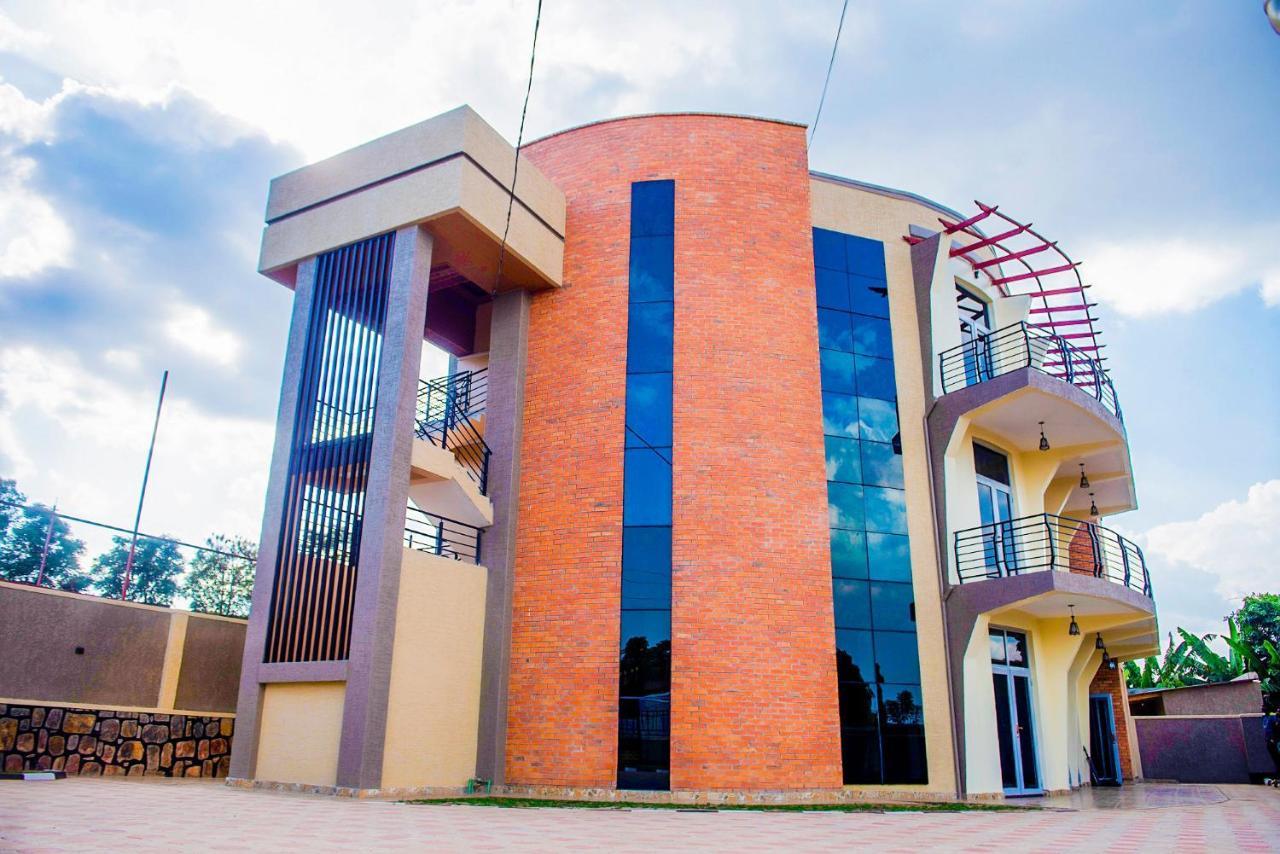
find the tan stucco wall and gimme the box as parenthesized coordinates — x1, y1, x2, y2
(0, 581, 245, 714)
(380, 549, 488, 790)
(255, 681, 346, 787)
(811, 177, 958, 794)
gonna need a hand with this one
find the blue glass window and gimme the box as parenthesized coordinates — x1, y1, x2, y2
(816, 267, 849, 310)
(814, 228, 847, 271)
(870, 582, 915, 631)
(631, 181, 675, 237)
(831, 529, 868, 579)
(872, 631, 921, 683)
(852, 316, 893, 359)
(846, 235, 887, 280)
(860, 441, 904, 489)
(820, 350, 857, 396)
(828, 482, 865, 531)
(864, 486, 908, 535)
(822, 392, 859, 438)
(629, 235, 674, 303)
(849, 276, 890, 319)
(857, 397, 899, 443)
(867, 533, 911, 582)
(813, 228, 925, 785)
(818, 308, 854, 352)
(855, 356, 896, 401)
(836, 629, 875, 683)
(620, 180, 674, 791)
(622, 527, 672, 609)
(625, 373, 673, 449)
(627, 302, 674, 373)
(825, 436, 862, 484)
(833, 578, 872, 630)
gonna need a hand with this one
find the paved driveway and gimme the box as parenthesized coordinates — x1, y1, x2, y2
(1, 778, 1277, 852)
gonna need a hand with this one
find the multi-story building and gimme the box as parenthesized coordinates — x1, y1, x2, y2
(230, 107, 1157, 800)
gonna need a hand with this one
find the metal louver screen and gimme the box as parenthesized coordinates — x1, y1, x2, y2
(264, 233, 395, 663)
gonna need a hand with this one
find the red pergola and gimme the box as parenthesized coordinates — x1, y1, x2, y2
(905, 201, 1106, 386)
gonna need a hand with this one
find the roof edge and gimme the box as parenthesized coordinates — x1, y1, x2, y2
(809, 170, 970, 229)
(526, 111, 806, 147)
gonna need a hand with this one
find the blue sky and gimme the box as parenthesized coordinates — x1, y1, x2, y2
(0, 1, 1276, 637)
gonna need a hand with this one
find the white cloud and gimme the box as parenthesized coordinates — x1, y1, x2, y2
(1083, 230, 1280, 317)
(0, 345, 272, 542)
(0, 156, 72, 281)
(102, 348, 141, 372)
(1141, 480, 1280, 605)
(163, 304, 243, 368)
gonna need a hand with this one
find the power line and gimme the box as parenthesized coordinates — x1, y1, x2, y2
(495, 0, 544, 290)
(808, 0, 850, 149)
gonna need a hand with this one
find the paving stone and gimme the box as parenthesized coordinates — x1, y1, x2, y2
(47, 735, 65, 756)
(0, 719, 18, 751)
(116, 741, 144, 762)
(30, 708, 44, 728)
(77, 735, 97, 755)
(140, 724, 170, 744)
(219, 718, 234, 737)
(44, 708, 62, 730)
(98, 718, 120, 742)
(120, 720, 139, 739)
(161, 742, 173, 768)
(198, 739, 210, 760)
(146, 744, 160, 771)
(175, 740, 195, 759)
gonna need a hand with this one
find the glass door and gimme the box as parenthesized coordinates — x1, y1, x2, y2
(1088, 694, 1122, 786)
(990, 628, 1041, 796)
(974, 444, 1015, 577)
(957, 284, 993, 385)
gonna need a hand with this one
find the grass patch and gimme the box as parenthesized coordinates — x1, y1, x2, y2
(405, 796, 1029, 813)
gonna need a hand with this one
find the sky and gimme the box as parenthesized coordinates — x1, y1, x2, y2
(0, 1, 1276, 638)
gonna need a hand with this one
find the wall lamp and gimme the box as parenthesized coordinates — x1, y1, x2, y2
(1039, 421, 1050, 452)
(1079, 463, 1090, 489)
(1068, 604, 1080, 636)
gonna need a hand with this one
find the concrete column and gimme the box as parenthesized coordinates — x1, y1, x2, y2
(230, 258, 319, 780)
(473, 289, 531, 783)
(335, 225, 432, 790)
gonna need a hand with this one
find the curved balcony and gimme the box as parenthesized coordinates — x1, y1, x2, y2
(954, 513, 1150, 596)
(940, 323, 1121, 421)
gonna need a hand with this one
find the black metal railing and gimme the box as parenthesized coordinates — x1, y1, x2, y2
(403, 504, 482, 564)
(415, 369, 491, 495)
(939, 322, 1121, 420)
(954, 513, 1150, 596)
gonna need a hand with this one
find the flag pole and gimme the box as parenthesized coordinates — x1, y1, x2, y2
(122, 370, 168, 600)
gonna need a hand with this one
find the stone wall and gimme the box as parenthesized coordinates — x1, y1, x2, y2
(0, 703, 233, 777)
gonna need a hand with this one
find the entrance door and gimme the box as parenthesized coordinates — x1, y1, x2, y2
(1088, 694, 1122, 786)
(974, 444, 1016, 577)
(957, 284, 993, 384)
(990, 628, 1041, 795)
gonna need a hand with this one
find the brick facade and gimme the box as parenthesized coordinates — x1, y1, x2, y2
(510, 115, 842, 790)
(1088, 663, 1135, 780)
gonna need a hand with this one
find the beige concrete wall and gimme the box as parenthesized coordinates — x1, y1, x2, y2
(0, 581, 245, 714)
(255, 681, 346, 787)
(811, 178, 959, 794)
(380, 548, 488, 790)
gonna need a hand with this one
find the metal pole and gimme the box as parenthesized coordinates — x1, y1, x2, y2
(35, 504, 57, 587)
(122, 370, 169, 600)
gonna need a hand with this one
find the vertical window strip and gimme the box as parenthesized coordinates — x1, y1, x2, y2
(618, 180, 674, 791)
(814, 227, 928, 785)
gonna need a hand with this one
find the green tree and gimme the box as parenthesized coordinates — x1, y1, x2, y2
(1124, 632, 1195, 691)
(1232, 593, 1280, 662)
(182, 534, 257, 617)
(93, 535, 184, 606)
(0, 483, 89, 592)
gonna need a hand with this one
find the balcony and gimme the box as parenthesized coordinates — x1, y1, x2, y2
(403, 504, 482, 564)
(940, 323, 1121, 421)
(408, 368, 493, 528)
(954, 513, 1150, 597)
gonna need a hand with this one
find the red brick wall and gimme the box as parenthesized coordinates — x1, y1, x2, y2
(509, 115, 842, 790)
(1089, 662, 1135, 779)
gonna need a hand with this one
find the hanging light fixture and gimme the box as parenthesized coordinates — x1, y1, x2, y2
(1079, 463, 1090, 489)
(1038, 421, 1050, 452)
(1101, 648, 1112, 668)
(1095, 632, 1106, 650)
(1090, 493, 1100, 517)
(1068, 604, 1080, 636)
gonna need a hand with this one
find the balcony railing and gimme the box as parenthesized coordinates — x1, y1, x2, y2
(403, 504, 482, 564)
(954, 513, 1150, 596)
(415, 369, 491, 495)
(939, 322, 1121, 420)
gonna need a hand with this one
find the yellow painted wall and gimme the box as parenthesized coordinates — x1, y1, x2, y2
(380, 549, 488, 790)
(255, 681, 346, 787)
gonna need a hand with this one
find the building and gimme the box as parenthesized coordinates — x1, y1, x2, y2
(228, 107, 1158, 800)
